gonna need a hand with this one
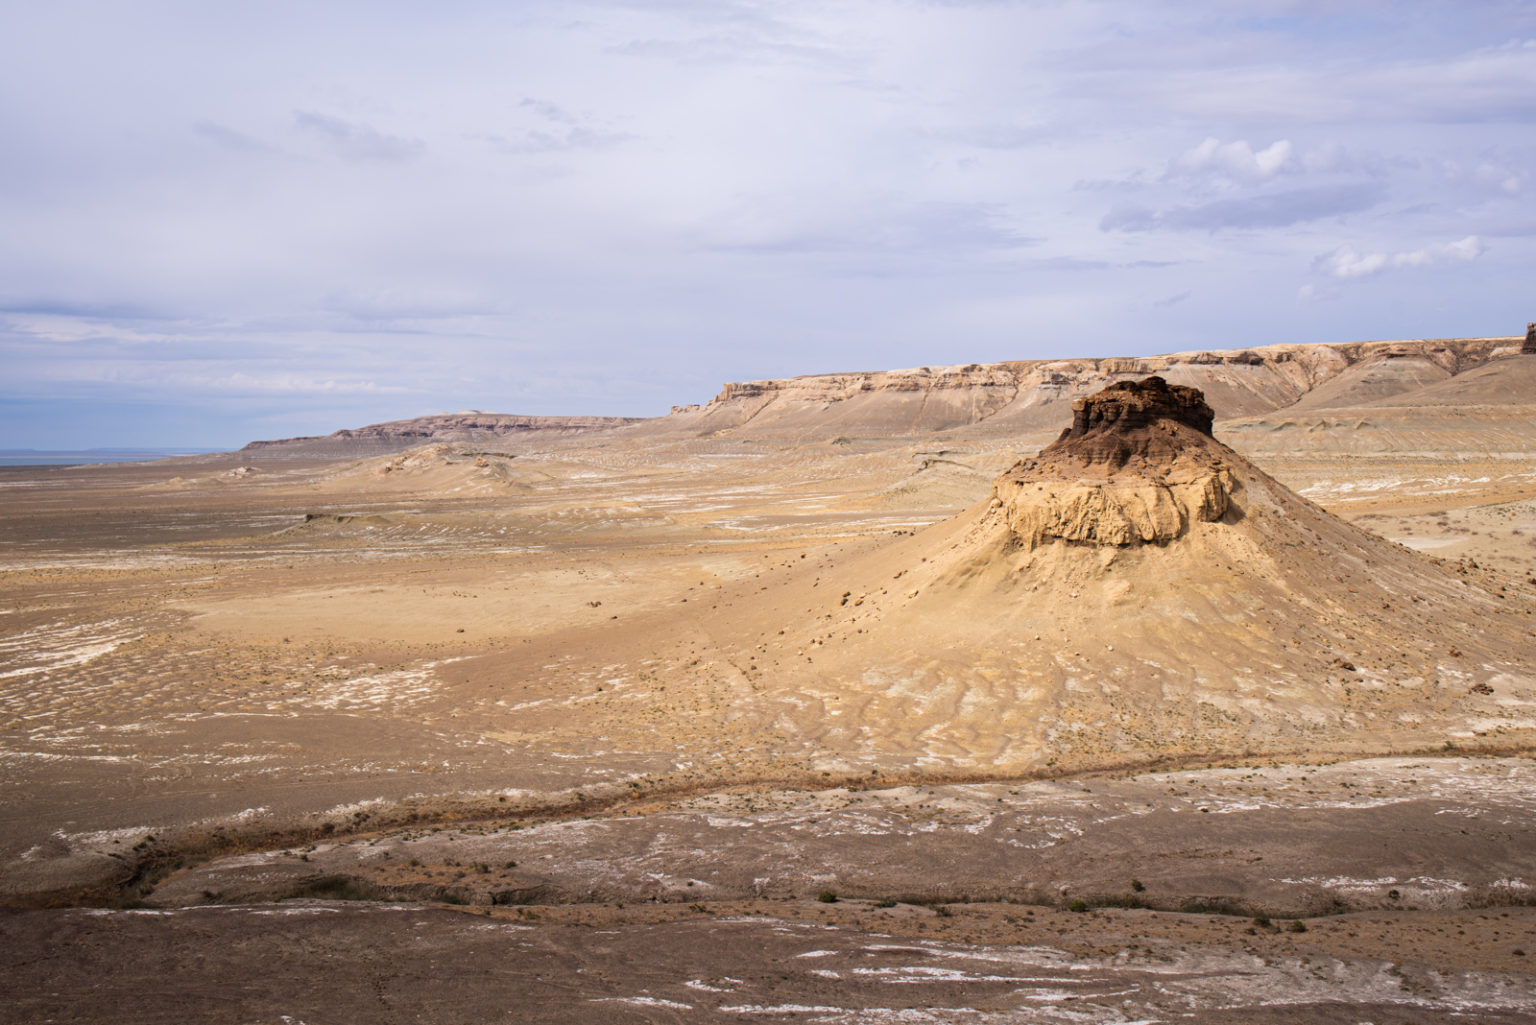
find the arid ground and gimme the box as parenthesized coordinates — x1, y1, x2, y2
(3, 337, 1535, 1022)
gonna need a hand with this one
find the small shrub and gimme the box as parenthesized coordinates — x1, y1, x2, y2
(1130, 879, 1145, 892)
(1289, 920, 1308, 933)
(1067, 899, 1088, 913)
(1099, 894, 1150, 910)
(817, 890, 838, 903)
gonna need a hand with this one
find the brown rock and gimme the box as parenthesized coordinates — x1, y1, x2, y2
(990, 377, 1235, 548)
(1060, 375, 1215, 439)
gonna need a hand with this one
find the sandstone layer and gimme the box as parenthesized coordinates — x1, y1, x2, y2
(652, 334, 1522, 440)
(993, 377, 1231, 548)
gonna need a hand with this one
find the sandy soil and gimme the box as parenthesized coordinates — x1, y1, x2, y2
(5, 900, 1535, 1023)
(2, 359, 1535, 1019)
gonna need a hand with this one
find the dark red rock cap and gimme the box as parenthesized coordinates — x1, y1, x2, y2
(1062, 376, 1215, 439)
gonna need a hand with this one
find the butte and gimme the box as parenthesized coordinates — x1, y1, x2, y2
(718, 376, 1536, 773)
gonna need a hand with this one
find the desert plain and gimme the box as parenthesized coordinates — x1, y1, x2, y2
(3, 333, 1536, 1023)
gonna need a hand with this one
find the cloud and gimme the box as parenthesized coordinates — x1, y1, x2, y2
(707, 201, 1038, 257)
(473, 98, 634, 155)
(605, 5, 842, 70)
(1313, 235, 1486, 279)
(1168, 137, 1296, 184)
(1101, 183, 1385, 232)
(199, 372, 412, 396)
(320, 286, 506, 323)
(293, 111, 423, 163)
(1119, 37, 1536, 126)
(519, 98, 579, 126)
(192, 120, 275, 154)
(1440, 158, 1524, 195)
(939, 123, 1055, 150)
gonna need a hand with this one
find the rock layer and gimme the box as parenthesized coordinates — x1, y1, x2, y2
(652, 334, 1522, 440)
(990, 377, 1237, 548)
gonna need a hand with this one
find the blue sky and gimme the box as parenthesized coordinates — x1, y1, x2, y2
(2, 1, 1533, 448)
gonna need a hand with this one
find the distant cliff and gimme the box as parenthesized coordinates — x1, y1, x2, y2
(241, 333, 1527, 456)
(243, 411, 645, 456)
(646, 335, 1521, 440)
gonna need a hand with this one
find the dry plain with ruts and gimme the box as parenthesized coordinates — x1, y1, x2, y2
(4, 335, 1536, 1023)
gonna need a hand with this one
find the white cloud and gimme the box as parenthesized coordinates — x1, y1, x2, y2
(293, 111, 423, 163)
(1314, 236, 1486, 280)
(1169, 137, 1296, 184)
(1441, 159, 1524, 195)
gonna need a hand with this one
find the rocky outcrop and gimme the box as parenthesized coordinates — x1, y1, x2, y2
(1524, 322, 1536, 355)
(994, 464, 1234, 548)
(988, 377, 1239, 549)
(1059, 376, 1214, 439)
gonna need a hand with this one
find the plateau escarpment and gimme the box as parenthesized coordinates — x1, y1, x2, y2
(654, 334, 1521, 440)
(228, 332, 1527, 460)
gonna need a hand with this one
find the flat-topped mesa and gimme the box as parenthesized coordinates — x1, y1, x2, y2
(989, 377, 1239, 549)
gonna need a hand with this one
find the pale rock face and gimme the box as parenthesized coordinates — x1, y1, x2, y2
(995, 461, 1234, 548)
(987, 376, 1239, 549)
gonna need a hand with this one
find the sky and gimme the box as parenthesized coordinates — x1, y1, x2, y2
(2, 1, 1533, 449)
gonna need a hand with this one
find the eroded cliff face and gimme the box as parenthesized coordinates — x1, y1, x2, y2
(657, 335, 1521, 439)
(987, 377, 1240, 549)
(994, 455, 1235, 548)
